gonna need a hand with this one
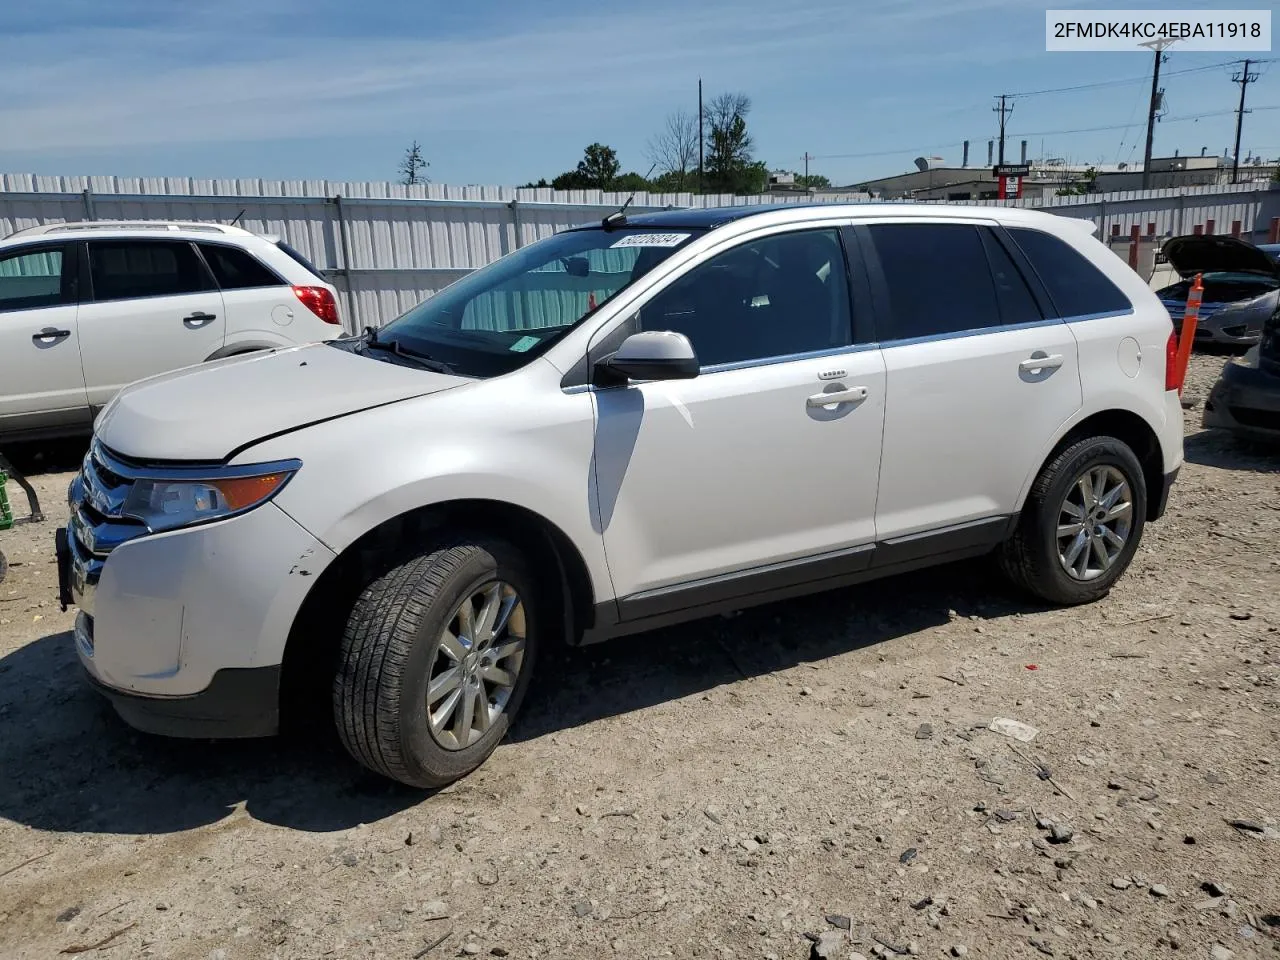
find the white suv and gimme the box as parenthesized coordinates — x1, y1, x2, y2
(0, 220, 341, 442)
(56, 204, 1183, 788)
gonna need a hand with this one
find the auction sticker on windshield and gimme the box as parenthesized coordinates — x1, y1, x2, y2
(610, 233, 690, 248)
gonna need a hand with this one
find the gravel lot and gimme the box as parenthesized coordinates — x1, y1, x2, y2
(1, 353, 1277, 960)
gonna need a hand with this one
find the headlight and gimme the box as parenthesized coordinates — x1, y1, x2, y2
(122, 466, 298, 532)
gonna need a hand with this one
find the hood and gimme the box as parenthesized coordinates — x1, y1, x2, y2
(1161, 235, 1280, 280)
(95, 342, 470, 462)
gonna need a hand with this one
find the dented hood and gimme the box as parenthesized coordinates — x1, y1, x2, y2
(94, 342, 469, 462)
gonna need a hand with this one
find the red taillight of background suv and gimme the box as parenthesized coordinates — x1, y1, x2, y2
(292, 285, 340, 325)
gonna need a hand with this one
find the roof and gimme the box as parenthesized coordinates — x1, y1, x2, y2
(571, 201, 1086, 233)
(3, 220, 258, 242)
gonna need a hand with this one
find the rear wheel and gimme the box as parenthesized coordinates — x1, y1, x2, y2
(999, 435, 1147, 605)
(333, 538, 539, 787)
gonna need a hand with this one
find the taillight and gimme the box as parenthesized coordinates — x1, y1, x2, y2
(292, 285, 339, 325)
(1165, 329, 1179, 392)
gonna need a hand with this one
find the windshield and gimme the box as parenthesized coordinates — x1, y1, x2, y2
(367, 226, 702, 377)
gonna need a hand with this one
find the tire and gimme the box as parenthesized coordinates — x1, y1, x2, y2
(999, 435, 1147, 606)
(333, 538, 540, 788)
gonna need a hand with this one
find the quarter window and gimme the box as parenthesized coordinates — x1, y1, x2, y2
(198, 243, 282, 289)
(638, 229, 855, 368)
(0, 246, 70, 313)
(88, 240, 213, 302)
(1007, 226, 1131, 318)
(868, 222, 1002, 340)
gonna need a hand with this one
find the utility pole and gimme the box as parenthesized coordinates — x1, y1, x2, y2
(1231, 58, 1259, 183)
(697, 78, 704, 195)
(993, 94, 1012, 164)
(1139, 38, 1175, 190)
(803, 152, 811, 182)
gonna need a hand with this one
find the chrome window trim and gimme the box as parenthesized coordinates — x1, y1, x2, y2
(877, 309, 1135, 350)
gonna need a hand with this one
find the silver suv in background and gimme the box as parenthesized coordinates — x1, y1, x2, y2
(0, 221, 341, 443)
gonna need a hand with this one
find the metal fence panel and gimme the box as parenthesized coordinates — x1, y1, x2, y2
(2, 174, 1276, 331)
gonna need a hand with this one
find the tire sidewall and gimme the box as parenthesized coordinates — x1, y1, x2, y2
(396, 542, 540, 785)
(1035, 437, 1147, 600)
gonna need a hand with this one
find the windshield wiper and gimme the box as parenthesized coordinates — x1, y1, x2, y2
(360, 326, 453, 373)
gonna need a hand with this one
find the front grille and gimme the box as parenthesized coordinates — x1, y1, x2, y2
(1229, 406, 1280, 431)
(68, 443, 151, 608)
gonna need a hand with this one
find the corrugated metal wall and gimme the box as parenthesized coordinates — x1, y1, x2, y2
(2, 174, 1276, 331)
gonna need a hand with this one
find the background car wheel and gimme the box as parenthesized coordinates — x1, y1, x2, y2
(333, 538, 539, 788)
(999, 435, 1147, 606)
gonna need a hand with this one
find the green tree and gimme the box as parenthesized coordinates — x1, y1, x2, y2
(703, 93, 764, 195)
(398, 140, 429, 185)
(1272, 163, 1280, 183)
(1055, 166, 1098, 196)
(576, 143, 622, 189)
(795, 173, 831, 189)
(612, 171, 654, 192)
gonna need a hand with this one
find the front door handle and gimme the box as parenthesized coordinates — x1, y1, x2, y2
(1019, 353, 1064, 373)
(807, 385, 868, 408)
(32, 329, 72, 344)
(183, 311, 217, 326)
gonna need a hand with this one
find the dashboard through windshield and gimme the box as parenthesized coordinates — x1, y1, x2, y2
(347, 226, 703, 377)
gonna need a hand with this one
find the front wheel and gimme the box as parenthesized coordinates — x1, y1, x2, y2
(999, 435, 1147, 605)
(333, 538, 539, 788)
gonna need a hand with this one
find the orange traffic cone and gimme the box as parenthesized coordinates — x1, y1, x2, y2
(1173, 273, 1202, 396)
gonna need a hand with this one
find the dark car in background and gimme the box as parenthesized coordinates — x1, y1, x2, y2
(1157, 236, 1280, 348)
(1203, 291, 1280, 442)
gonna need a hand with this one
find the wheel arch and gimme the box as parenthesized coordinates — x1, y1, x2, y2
(1020, 407, 1165, 522)
(278, 498, 596, 726)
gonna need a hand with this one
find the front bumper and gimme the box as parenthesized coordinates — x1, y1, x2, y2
(58, 493, 335, 737)
(77, 610, 281, 738)
(1203, 357, 1280, 441)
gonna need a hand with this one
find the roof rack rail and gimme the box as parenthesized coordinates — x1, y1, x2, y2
(5, 220, 250, 239)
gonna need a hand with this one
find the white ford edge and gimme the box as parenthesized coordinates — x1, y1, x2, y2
(57, 203, 1184, 788)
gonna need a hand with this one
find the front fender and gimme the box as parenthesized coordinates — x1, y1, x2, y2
(240, 378, 613, 603)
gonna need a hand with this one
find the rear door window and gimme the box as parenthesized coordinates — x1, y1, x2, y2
(1006, 227, 1131, 318)
(198, 243, 283, 289)
(88, 240, 214, 302)
(867, 222, 1001, 340)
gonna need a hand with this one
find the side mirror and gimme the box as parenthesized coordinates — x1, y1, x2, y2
(596, 331, 699, 385)
(560, 256, 590, 278)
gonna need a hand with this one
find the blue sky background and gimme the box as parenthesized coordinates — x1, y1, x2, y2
(0, 0, 1276, 187)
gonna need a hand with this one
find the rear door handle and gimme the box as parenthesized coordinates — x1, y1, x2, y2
(183, 311, 217, 326)
(807, 386, 868, 408)
(32, 329, 71, 344)
(1019, 353, 1063, 373)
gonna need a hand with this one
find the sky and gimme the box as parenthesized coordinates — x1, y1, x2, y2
(0, 0, 1276, 189)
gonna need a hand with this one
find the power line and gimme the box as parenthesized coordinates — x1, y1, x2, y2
(811, 107, 1280, 163)
(1231, 58, 1260, 183)
(1005, 58, 1276, 99)
(993, 94, 1013, 164)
